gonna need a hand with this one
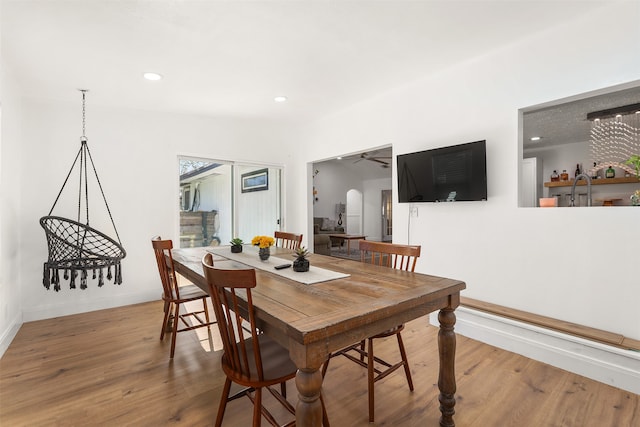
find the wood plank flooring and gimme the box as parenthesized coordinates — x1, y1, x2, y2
(1, 301, 638, 426)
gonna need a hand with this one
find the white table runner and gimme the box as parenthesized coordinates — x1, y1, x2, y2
(207, 246, 349, 285)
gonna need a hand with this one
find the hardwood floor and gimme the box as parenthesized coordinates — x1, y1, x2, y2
(1, 301, 638, 426)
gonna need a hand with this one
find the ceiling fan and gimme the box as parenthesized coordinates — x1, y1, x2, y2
(354, 151, 392, 168)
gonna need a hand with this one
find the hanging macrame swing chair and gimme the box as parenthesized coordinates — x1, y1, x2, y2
(40, 90, 126, 291)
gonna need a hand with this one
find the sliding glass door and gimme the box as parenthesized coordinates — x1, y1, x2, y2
(178, 157, 282, 248)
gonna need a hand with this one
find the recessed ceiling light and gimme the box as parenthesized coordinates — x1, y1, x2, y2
(337, 156, 342, 160)
(143, 72, 163, 81)
(530, 136, 542, 141)
(274, 96, 288, 103)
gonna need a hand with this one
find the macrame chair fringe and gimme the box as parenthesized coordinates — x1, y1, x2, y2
(41, 216, 125, 291)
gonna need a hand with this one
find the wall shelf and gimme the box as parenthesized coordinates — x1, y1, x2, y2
(544, 176, 639, 188)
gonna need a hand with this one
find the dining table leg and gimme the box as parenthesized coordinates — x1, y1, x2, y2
(437, 304, 458, 427)
(295, 367, 324, 426)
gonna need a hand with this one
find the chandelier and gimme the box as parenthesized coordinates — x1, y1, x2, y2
(588, 103, 640, 176)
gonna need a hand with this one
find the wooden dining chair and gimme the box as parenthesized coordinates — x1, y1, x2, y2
(322, 240, 421, 422)
(151, 236, 215, 359)
(274, 231, 303, 250)
(202, 253, 329, 427)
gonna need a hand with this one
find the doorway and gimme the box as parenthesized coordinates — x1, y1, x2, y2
(381, 189, 393, 242)
(311, 146, 393, 243)
(346, 189, 363, 235)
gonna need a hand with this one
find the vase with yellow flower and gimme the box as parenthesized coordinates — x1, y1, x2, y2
(252, 235, 275, 260)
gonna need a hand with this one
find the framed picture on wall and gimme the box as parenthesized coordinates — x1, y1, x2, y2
(241, 168, 269, 193)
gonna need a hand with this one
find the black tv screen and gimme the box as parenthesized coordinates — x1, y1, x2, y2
(397, 140, 487, 203)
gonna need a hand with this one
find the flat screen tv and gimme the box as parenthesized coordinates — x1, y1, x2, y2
(397, 140, 487, 203)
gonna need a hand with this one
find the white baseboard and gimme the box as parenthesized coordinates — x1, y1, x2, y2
(430, 307, 640, 395)
(0, 313, 22, 359)
(22, 290, 159, 323)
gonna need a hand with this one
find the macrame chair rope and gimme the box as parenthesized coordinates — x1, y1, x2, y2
(41, 216, 125, 291)
(40, 90, 125, 291)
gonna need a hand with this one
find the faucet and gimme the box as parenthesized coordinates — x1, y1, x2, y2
(570, 173, 592, 207)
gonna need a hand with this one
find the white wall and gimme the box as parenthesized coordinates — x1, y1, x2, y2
(11, 97, 299, 323)
(0, 57, 23, 356)
(299, 3, 640, 340)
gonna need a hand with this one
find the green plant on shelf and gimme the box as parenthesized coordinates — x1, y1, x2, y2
(625, 154, 640, 179)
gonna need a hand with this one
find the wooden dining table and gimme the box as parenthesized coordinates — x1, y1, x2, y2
(170, 246, 466, 427)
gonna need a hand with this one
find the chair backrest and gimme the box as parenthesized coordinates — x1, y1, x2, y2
(202, 253, 266, 381)
(151, 236, 182, 300)
(274, 231, 303, 250)
(358, 240, 421, 272)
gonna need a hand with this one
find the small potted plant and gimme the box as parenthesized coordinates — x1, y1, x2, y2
(292, 246, 310, 272)
(229, 238, 243, 253)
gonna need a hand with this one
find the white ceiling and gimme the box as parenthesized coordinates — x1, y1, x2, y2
(2, 0, 613, 122)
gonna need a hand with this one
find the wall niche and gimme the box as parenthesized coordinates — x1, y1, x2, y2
(520, 80, 640, 207)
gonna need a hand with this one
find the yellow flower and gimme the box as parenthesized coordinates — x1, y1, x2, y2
(251, 235, 275, 248)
